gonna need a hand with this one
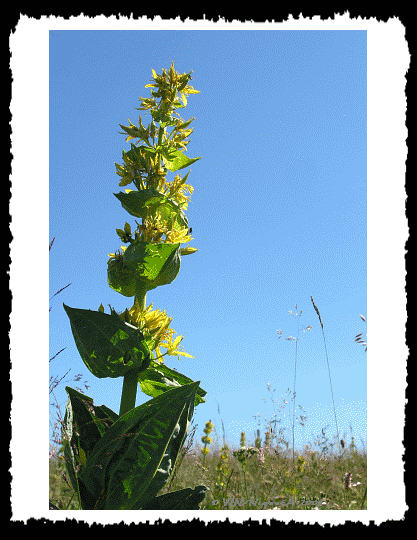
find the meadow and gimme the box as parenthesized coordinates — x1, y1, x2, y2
(49, 408, 367, 511)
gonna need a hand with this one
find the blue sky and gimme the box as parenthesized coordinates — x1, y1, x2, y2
(48, 30, 367, 454)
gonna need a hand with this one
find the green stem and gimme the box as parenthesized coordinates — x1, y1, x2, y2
(134, 288, 147, 313)
(242, 463, 248, 500)
(119, 368, 141, 417)
(157, 125, 165, 146)
(118, 288, 147, 417)
(156, 125, 165, 172)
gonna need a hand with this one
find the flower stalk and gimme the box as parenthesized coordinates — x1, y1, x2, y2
(53, 62, 208, 510)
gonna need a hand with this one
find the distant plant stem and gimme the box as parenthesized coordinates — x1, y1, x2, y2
(292, 336, 298, 482)
(311, 296, 341, 452)
(242, 462, 249, 500)
(292, 310, 300, 491)
(360, 487, 367, 509)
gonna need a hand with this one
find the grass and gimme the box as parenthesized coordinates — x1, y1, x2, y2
(49, 239, 367, 510)
(49, 410, 367, 510)
(157, 421, 367, 510)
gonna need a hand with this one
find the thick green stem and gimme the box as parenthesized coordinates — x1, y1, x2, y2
(119, 368, 141, 417)
(118, 288, 147, 417)
(134, 288, 147, 313)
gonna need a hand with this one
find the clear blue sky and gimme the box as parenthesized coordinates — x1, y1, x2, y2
(49, 30, 367, 454)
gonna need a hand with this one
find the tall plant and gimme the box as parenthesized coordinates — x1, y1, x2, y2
(50, 62, 208, 510)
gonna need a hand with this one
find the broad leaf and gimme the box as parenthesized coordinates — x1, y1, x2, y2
(113, 188, 188, 231)
(63, 304, 152, 379)
(108, 241, 182, 297)
(138, 359, 206, 406)
(80, 381, 201, 509)
(61, 387, 119, 509)
(137, 485, 209, 510)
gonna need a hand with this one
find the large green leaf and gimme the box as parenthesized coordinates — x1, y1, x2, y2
(107, 241, 182, 297)
(113, 188, 188, 231)
(80, 381, 201, 509)
(63, 304, 152, 379)
(137, 485, 209, 510)
(138, 359, 206, 406)
(61, 387, 119, 509)
(64, 387, 118, 455)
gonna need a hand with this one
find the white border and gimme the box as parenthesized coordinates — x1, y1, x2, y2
(10, 15, 409, 524)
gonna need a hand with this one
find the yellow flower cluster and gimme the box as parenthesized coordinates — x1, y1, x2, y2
(100, 300, 195, 364)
